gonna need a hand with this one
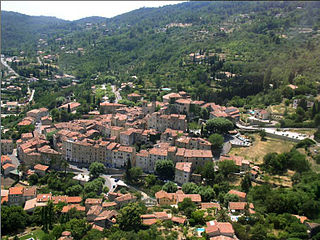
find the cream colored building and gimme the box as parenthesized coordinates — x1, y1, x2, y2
(174, 162, 192, 185)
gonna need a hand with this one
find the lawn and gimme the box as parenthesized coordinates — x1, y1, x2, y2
(229, 133, 294, 164)
(19, 229, 46, 240)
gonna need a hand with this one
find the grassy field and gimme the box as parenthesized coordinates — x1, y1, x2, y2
(229, 133, 295, 164)
(19, 229, 45, 240)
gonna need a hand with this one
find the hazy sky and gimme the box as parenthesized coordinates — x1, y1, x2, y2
(1, 1, 184, 21)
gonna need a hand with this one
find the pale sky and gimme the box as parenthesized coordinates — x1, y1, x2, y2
(1, 1, 184, 21)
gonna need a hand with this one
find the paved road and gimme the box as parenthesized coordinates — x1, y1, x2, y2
(28, 89, 35, 103)
(1, 56, 19, 76)
(37, 56, 42, 65)
(68, 163, 150, 199)
(111, 85, 122, 103)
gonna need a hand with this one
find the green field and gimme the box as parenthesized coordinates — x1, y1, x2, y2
(19, 229, 45, 240)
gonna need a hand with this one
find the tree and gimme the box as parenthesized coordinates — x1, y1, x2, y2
(241, 173, 252, 193)
(145, 174, 157, 187)
(178, 198, 197, 218)
(190, 210, 205, 226)
(182, 182, 199, 194)
(60, 109, 69, 122)
(66, 184, 83, 196)
(155, 160, 175, 180)
(28, 173, 39, 185)
(260, 129, 267, 141)
(218, 160, 239, 177)
(84, 178, 104, 197)
(198, 186, 215, 202)
(125, 159, 132, 182)
(128, 167, 143, 183)
(1, 206, 30, 235)
(65, 219, 90, 240)
(216, 209, 230, 222)
(117, 202, 143, 231)
(208, 133, 224, 151)
(162, 181, 178, 193)
(89, 162, 105, 179)
(201, 161, 216, 185)
(205, 118, 234, 134)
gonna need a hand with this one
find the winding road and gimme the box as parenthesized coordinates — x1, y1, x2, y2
(1, 56, 19, 76)
(111, 85, 122, 103)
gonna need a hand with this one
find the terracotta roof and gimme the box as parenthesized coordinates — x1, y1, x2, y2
(141, 214, 156, 219)
(210, 236, 235, 240)
(154, 211, 169, 220)
(115, 193, 137, 202)
(87, 205, 103, 216)
(118, 146, 134, 153)
(201, 202, 221, 210)
(175, 98, 192, 104)
(37, 193, 52, 202)
(62, 231, 71, 236)
(149, 147, 168, 156)
(155, 190, 175, 200)
(206, 224, 220, 234)
(176, 193, 201, 203)
(163, 93, 182, 99)
(2, 163, 15, 170)
(52, 195, 68, 204)
(102, 202, 117, 208)
(293, 214, 308, 223)
(9, 186, 24, 195)
(34, 164, 49, 172)
(175, 162, 192, 173)
(1, 195, 8, 204)
(128, 93, 141, 97)
(171, 216, 186, 224)
(227, 189, 246, 199)
(183, 148, 213, 158)
(85, 198, 102, 205)
(23, 187, 37, 197)
(229, 202, 245, 210)
(67, 196, 82, 204)
(220, 155, 244, 167)
(95, 210, 118, 221)
(216, 222, 234, 235)
(92, 224, 104, 231)
(61, 204, 85, 213)
(1, 155, 12, 164)
(142, 218, 158, 225)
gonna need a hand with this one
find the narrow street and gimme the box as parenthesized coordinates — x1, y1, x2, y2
(111, 85, 122, 103)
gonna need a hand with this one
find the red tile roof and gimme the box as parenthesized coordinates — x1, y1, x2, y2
(227, 189, 246, 199)
(142, 218, 158, 226)
(171, 216, 186, 224)
(201, 202, 221, 210)
(85, 198, 102, 205)
(9, 186, 24, 195)
(67, 196, 82, 204)
(175, 162, 192, 173)
(34, 164, 49, 172)
(61, 204, 85, 213)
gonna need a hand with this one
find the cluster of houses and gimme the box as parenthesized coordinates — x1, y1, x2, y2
(3, 90, 264, 185)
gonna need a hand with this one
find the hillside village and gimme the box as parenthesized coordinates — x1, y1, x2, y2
(2, 1, 320, 240)
(1, 77, 318, 239)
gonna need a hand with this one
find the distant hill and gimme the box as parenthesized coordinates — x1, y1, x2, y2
(1, 11, 71, 51)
